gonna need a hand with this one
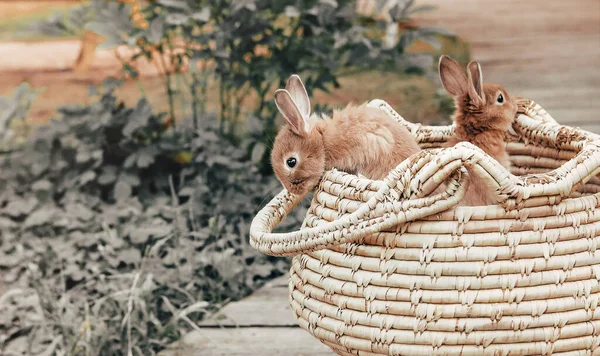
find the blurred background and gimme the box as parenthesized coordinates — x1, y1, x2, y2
(0, 0, 598, 355)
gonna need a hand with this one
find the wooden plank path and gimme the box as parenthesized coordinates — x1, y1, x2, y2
(162, 0, 599, 354)
(159, 276, 333, 356)
(414, 0, 600, 132)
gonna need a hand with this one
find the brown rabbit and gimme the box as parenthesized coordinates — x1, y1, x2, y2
(439, 55, 518, 205)
(271, 74, 422, 196)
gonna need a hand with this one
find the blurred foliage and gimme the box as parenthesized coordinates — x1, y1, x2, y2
(122, 0, 453, 135)
(0, 80, 306, 355)
(33, 0, 455, 170)
(0, 83, 41, 152)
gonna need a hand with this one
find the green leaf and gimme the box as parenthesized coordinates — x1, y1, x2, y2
(137, 146, 159, 168)
(12, 83, 31, 101)
(232, 0, 257, 12)
(129, 225, 171, 244)
(75, 149, 91, 164)
(32, 180, 52, 193)
(320, 0, 339, 8)
(244, 115, 264, 135)
(401, 0, 415, 16)
(147, 17, 165, 43)
(165, 13, 189, 25)
(23, 206, 57, 228)
(389, 4, 401, 20)
(399, 30, 416, 48)
(123, 98, 153, 137)
(101, 78, 123, 90)
(192, 8, 211, 22)
(86, 22, 123, 47)
(284, 6, 300, 17)
(333, 31, 349, 49)
(417, 26, 456, 37)
(119, 172, 141, 187)
(98, 166, 118, 185)
(3, 197, 38, 217)
(87, 85, 98, 97)
(124, 153, 137, 168)
(79, 170, 97, 185)
(418, 34, 442, 50)
(407, 4, 438, 15)
(157, 0, 191, 11)
(375, 0, 388, 13)
(178, 186, 195, 197)
(114, 180, 132, 202)
(251, 143, 266, 164)
(0, 96, 11, 111)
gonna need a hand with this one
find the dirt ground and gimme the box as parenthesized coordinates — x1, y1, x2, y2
(0, 41, 455, 126)
(0, 0, 78, 42)
(0, 1, 75, 20)
(0, 67, 447, 126)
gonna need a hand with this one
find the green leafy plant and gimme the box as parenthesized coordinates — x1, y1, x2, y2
(0, 81, 305, 355)
(135, 0, 451, 126)
(31, 0, 456, 171)
(0, 83, 41, 153)
(107, 0, 451, 176)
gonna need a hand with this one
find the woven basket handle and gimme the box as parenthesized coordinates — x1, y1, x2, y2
(250, 96, 600, 257)
(250, 136, 600, 256)
(250, 143, 494, 256)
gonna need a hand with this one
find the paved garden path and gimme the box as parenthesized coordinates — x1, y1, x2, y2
(159, 0, 600, 354)
(159, 276, 331, 356)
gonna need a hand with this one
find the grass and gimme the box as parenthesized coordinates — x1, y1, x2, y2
(0, 1, 79, 42)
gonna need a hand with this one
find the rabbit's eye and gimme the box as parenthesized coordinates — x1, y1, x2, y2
(286, 157, 297, 168)
(497, 93, 504, 104)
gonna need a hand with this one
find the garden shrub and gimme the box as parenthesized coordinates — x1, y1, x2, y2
(35, 0, 456, 152)
(126, 0, 453, 133)
(0, 83, 40, 152)
(0, 81, 306, 355)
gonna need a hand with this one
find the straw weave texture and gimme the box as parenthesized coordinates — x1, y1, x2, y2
(250, 99, 600, 355)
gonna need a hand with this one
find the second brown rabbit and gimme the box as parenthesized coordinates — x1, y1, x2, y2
(271, 74, 422, 196)
(439, 55, 518, 206)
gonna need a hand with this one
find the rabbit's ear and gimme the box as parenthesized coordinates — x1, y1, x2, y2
(467, 61, 485, 105)
(274, 89, 309, 136)
(439, 55, 468, 97)
(285, 75, 311, 119)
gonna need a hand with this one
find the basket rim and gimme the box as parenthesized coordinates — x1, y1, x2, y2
(367, 98, 598, 148)
(250, 99, 600, 257)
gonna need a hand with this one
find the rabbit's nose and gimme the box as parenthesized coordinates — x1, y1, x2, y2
(291, 179, 304, 185)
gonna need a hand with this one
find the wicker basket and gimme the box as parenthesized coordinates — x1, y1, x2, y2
(250, 99, 600, 356)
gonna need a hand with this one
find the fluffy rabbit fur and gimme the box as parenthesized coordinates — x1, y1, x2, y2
(271, 74, 422, 196)
(439, 55, 518, 205)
